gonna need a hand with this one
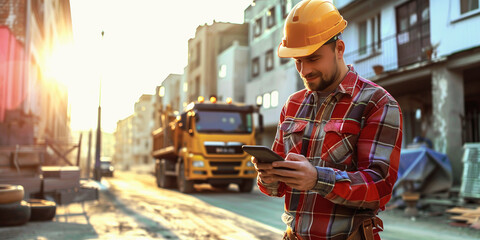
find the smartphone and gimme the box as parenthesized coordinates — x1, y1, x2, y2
(242, 145, 284, 163)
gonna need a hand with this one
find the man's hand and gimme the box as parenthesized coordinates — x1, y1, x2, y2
(251, 156, 278, 185)
(270, 153, 317, 191)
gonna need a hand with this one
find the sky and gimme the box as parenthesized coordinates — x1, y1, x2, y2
(65, 0, 253, 133)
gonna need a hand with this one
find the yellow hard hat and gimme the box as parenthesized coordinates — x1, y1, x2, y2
(278, 0, 347, 58)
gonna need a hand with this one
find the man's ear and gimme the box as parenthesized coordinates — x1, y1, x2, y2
(336, 40, 345, 59)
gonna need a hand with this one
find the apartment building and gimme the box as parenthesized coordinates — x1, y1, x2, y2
(244, 0, 302, 146)
(336, 0, 480, 184)
(186, 21, 248, 103)
(216, 40, 249, 103)
(132, 94, 155, 165)
(114, 115, 133, 170)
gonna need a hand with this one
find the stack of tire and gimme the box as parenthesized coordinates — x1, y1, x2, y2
(0, 184, 56, 226)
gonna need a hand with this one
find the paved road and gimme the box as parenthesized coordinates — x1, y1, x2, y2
(191, 184, 285, 230)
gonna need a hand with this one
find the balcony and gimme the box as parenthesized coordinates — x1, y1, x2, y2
(344, 25, 433, 80)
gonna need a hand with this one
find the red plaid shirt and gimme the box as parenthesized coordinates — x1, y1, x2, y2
(258, 66, 403, 240)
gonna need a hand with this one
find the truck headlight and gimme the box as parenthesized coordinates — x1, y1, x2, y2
(246, 161, 254, 167)
(193, 160, 204, 168)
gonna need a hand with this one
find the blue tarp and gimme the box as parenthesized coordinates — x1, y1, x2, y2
(394, 146, 453, 196)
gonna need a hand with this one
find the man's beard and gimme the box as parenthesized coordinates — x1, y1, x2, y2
(303, 57, 338, 92)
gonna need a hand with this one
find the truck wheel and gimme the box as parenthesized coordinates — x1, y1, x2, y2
(0, 200, 31, 226)
(239, 179, 254, 193)
(159, 159, 176, 188)
(177, 161, 194, 193)
(0, 184, 24, 204)
(28, 199, 56, 221)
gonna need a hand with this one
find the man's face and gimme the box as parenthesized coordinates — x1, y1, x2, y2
(293, 42, 339, 92)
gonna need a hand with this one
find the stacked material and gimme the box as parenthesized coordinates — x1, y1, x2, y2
(447, 207, 480, 230)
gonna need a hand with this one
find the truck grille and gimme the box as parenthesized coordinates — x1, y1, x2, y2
(205, 145, 243, 154)
(210, 161, 241, 175)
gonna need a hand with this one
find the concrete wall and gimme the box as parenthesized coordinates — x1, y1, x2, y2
(431, 65, 465, 184)
(114, 115, 133, 170)
(132, 95, 154, 165)
(160, 74, 182, 113)
(431, 0, 480, 58)
(216, 41, 249, 103)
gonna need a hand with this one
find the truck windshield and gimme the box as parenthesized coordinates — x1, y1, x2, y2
(195, 111, 252, 133)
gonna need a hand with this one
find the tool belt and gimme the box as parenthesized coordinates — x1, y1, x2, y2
(284, 217, 383, 240)
(346, 216, 383, 240)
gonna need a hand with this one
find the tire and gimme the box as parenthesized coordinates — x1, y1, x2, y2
(239, 179, 254, 193)
(0, 200, 31, 226)
(28, 199, 56, 221)
(0, 184, 24, 204)
(157, 159, 176, 188)
(177, 160, 194, 193)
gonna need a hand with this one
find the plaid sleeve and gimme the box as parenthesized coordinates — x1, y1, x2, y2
(258, 103, 288, 197)
(316, 97, 403, 210)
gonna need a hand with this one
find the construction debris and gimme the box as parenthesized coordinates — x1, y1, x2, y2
(446, 206, 480, 229)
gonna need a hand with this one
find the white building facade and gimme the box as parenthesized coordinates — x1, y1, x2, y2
(336, 0, 480, 184)
(216, 41, 249, 103)
(132, 94, 155, 165)
(244, 0, 302, 146)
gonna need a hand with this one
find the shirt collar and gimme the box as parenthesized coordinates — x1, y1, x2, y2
(304, 65, 358, 98)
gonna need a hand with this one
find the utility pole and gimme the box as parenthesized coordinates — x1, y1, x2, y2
(94, 30, 104, 181)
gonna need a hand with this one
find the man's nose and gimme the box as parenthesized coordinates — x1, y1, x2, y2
(297, 61, 312, 77)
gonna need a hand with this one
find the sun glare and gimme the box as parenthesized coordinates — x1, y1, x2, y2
(43, 43, 78, 89)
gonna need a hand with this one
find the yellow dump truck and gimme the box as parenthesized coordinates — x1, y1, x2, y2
(152, 97, 262, 193)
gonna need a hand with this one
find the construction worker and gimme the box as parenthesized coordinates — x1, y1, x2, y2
(252, 0, 403, 239)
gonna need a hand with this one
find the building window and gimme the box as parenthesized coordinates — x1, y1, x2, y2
(195, 76, 200, 97)
(358, 13, 381, 56)
(252, 57, 260, 77)
(254, 17, 263, 38)
(358, 21, 367, 55)
(188, 49, 194, 65)
(263, 92, 271, 109)
(267, 7, 276, 28)
(159, 86, 165, 97)
(271, 91, 279, 107)
(461, 0, 479, 14)
(183, 82, 188, 92)
(218, 64, 227, 78)
(372, 13, 381, 51)
(256, 95, 263, 106)
(196, 42, 201, 68)
(282, 0, 293, 18)
(396, 0, 430, 67)
(265, 49, 274, 71)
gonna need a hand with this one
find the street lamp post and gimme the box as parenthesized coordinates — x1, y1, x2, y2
(94, 30, 104, 181)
